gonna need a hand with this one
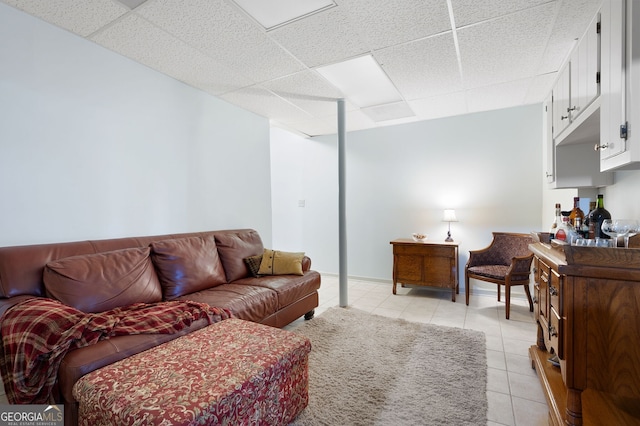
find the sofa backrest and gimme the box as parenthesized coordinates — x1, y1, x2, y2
(0, 229, 256, 300)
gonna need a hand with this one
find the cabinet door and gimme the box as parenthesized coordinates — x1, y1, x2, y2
(543, 96, 555, 184)
(553, 64, 571, 138)
(572, 12, 600, 118)
(584, 12, 600, 109)
(600, 0, 626, 160)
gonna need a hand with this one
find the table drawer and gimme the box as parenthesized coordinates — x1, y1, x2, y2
(393, 244, 453, 258)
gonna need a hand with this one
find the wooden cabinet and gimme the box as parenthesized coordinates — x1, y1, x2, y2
(600, 0, 640, 171)
(529, 242, 640, 425)
(390, 239, 458, 301)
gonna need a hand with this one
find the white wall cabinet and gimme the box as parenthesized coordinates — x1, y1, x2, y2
(599, 0, 640, 171)
(553, 13, 600, 142)
(547, 9, 612, 188)
(553, 65, 571, 139)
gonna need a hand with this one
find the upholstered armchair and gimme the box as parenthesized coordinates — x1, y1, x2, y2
(465, 232, 534, 319)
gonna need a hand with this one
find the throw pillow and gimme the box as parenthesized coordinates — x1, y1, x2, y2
(43, 247, 162, 313)
(257, 249, 305, 276)
(214, 230, 264, 281)
(150, 235, 227, 300)
(243, 254, 263, 277)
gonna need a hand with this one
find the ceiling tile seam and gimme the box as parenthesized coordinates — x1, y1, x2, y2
(446, 0, 464, 86)
(225, 0, 338, 33)
(84, 5, 137, 40)
(261, 87, 318, 119)
(453, 0, 558, 32)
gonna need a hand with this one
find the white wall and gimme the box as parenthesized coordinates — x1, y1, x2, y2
(0, 4, 272, 247)
(271, 104, 543, 284)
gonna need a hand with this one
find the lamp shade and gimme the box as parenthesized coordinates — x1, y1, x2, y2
(443, 209, 458, 222)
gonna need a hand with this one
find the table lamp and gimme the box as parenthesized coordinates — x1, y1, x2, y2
(443, 209, 458, 242)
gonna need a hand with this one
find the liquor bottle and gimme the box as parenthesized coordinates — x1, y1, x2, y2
(584, 201, 596, 229)
(569, 197, 584, 229)
(549, 203, 561, 239)
(588, 194, 612, 239)
(555, 211, 576, 242)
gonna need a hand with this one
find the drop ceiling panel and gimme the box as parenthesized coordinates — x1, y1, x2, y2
(341, 0, 451, 50)
(537, 0, 602, 74)
(466, 78, 532, 113)
(269, 7, 369, 68)
(375, 33, 462, 100)
(451, 0, 553, 27)
(457, 2, 557, 89)
(276, 116, 337, 137)
(3, 0, 127, 37)
(409, 92, 468, 121)
(91, 14, 251, 95)
(262, 70, 343, 117)
(524, 72, 558, 104)
(1, 0, 603, 136)
(137, 0, 305, 83)
(220, 87, 313, 124)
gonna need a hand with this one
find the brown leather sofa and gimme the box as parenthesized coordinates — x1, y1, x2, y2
(0, 229, 320, 425)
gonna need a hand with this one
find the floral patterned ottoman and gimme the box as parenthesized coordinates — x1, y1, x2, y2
(72, 318, 311, 425)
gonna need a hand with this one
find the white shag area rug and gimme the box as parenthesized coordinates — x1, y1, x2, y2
(289, 307, 487, 426)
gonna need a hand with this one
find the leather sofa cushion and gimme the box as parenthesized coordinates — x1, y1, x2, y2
(176, 284, 277, 323)
(43, 247, 162, 313)
(215, 230, 264, 282)
(151, 235, 227, 300)
(235, 271, 321, 310)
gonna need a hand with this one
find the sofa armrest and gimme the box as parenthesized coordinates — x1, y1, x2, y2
(302, 256, 311, 272)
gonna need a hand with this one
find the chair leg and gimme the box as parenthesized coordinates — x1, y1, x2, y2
(505, 283, 510, 320)
(497, 284, 501, 302)
(524, 284, 534, 312)
(465, 273, 470, 306)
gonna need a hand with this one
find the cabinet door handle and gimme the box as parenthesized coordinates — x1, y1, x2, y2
(549, 326, 558, 337)
(594, 143, 609, 151)
(561, 115, 569, 120)
(549, 285, 558, 296)
(568, 106, 578, 112)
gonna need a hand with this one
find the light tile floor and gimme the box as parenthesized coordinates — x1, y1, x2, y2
(286, 274, 550, 426)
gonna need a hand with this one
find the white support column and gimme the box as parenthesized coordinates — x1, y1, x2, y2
(337, 98, 348, 307)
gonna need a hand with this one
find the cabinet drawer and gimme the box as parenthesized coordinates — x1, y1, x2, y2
(549, 269, 562, 314)
(549, 306, 563, 359)
(393, 244, 453, 258)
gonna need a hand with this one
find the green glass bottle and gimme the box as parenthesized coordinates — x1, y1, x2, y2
(587, 194, 611, 239)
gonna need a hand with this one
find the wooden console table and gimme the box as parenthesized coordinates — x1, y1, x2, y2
(529, 241, 640, 425)
(390, 239, 459, 301)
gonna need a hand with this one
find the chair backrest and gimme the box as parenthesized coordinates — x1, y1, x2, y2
(487, 232, 534, 266)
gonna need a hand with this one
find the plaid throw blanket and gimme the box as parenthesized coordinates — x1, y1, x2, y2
(0, 298, 232, 404)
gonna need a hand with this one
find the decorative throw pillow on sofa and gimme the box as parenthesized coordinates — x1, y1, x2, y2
(257, 249, 305, 276)
(150, 235, 227, 300)
(214, 230, 264, 281)
(243, 254, 263, 277)
(43, 247, 162, 313)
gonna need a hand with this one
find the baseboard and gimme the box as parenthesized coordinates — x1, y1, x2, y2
(316, 272, 530, 300)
